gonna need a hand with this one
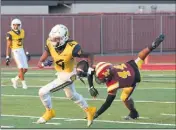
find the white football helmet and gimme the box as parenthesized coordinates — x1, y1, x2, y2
(49, 24, 69, 48)
(11, 18, 22, 31)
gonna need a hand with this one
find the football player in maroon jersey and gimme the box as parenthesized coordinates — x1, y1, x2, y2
(76, 34, 165, 120)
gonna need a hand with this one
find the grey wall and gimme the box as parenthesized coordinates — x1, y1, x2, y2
(71, 4, 176, 13)
(1, 6, 49, 14)
(1, 4, 175, 14)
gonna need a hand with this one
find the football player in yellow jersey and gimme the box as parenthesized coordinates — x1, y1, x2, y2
(36, 24, 98, 127)
(6, 18, 31, 89)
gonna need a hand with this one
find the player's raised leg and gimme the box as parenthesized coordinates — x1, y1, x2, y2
(135, 34, 165, 69)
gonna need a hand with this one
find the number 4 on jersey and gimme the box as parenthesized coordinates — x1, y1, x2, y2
(56, 59, 65, 70)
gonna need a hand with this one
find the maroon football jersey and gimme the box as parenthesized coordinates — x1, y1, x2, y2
(106, 62, 136, 89)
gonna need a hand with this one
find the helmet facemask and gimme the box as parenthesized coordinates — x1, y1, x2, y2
(11, 19, 22, 31)
(95, 68, 112, 84)
(49, 24, 69, 50)
(95, 62, 113, 84)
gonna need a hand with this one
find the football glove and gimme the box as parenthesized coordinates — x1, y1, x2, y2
(26, 52, 31, 61)
(89, 86, 99, 98)
(42, 59, 53, 67)
(6, 56, 10, 66)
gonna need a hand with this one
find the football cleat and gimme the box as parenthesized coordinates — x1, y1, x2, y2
(11, 78, 18, 89)
(37, 109, 56, 124)
(151, 34, 165, 50)
(124, 110, 139, 120)
(85, 107, 97, 127)
(22, 84, 28, 89)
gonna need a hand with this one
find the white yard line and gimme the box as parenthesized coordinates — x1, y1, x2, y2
(2, 72, 175, 76)
(1, 114, 175, 127)
(142, 80, 175, 83)
(1, 125, 14, 128)
(148, 74, 175, 77)
(32, 122, 61, 125)
(161, 113, 176, 117)
(1, 94, 176, 104)
(121, 116, 149, 119)
(1, 72, 54, 75)
(1, 84, 176, 89)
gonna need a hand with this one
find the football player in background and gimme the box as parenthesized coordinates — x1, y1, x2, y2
(37, 24, 98, 127)
(77, 34, 165, 120)
(6, 18, 31, 89)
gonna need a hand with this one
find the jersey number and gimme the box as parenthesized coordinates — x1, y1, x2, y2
(117, 71, 131, 79)
(56, 59, 65, 70)
(17, 39, 22, 46)
(114, 64, 131, 79)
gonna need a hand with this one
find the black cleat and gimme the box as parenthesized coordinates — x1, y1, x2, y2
(151, 34, 165, 50)
(124, 110, 139, 120)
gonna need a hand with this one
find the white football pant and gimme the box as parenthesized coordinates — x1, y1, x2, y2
(12, 48, 28, 69)
(38, 70, 88, 109)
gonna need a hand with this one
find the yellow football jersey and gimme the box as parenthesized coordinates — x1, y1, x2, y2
(46, 39, 79, 73)
(6, 29, 25, 49)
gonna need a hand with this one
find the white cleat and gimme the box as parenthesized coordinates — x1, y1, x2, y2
(11, 78, 17, 89)
(22, 85, 28, 89)
(36, 117, 47, 124)
(87, 120, 93, 127)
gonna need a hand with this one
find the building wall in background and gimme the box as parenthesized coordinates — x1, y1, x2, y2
(71, 4, 176, 13)
(1, 4, 175, 14)
(1, 6, 49, 14)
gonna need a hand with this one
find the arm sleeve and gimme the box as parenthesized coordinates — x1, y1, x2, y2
(96, 94, 116, 117)
(72, 44, 82, 57)
(87, 70, 95, 88)
(72, 44, 91, 58)
(6, 33, 12, 40)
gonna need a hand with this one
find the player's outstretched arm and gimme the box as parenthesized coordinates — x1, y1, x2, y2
(94, 94, 116, 119)
(79, 53, 94, 67)
(76, 60, 99, 98)
(87, 70, 99, 98)
(72, 43, 94, 67)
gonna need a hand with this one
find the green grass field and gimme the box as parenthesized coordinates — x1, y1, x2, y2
(1, 68, 176, 129)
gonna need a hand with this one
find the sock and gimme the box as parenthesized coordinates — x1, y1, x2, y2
(72, 93, 89, 109)
(21, 80, 26, 86)
(14, 76, 19, 81)
(42, 94, 52, 109)
(135, 57, 144, 69)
